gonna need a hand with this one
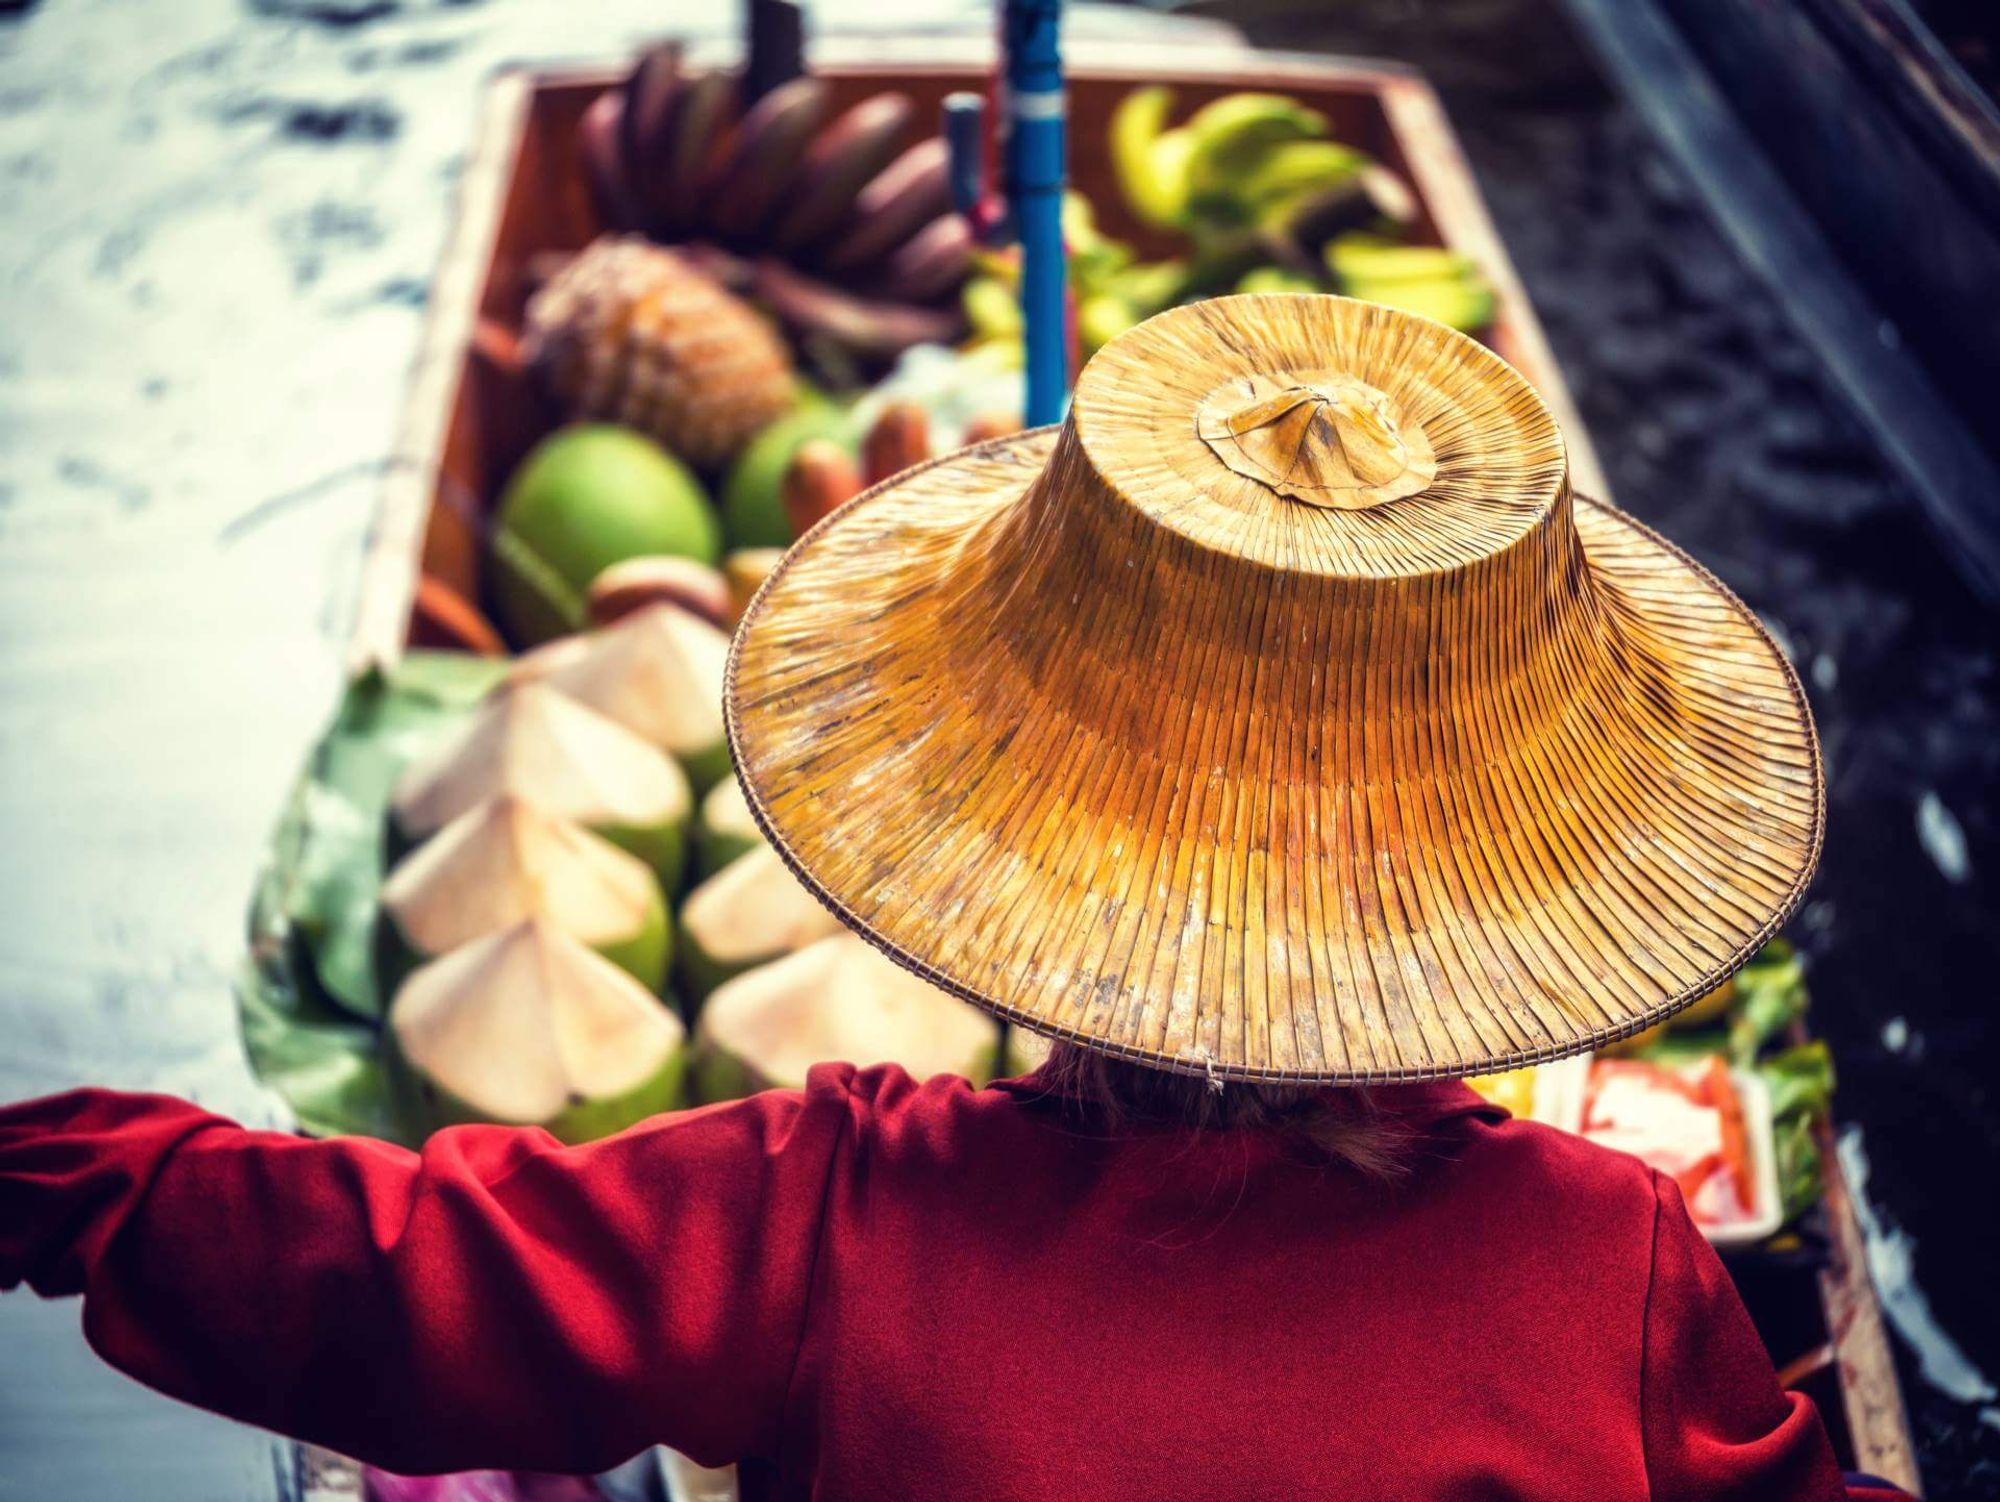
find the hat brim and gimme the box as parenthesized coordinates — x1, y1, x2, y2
(726, 429, 1822, 1084)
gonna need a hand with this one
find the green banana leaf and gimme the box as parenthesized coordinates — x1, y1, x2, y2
(241, 770, 411, 1142)
(281, 653, 508, 1022)
(1758, 1039, 1836, 1223)
(1728, 939, 1809, 1066)
(1621, 1025, 1730, 1069)
(238, 652, 507, 1141)
(1727, 945, 1833, 1228)
(239, 943, 410, 1144)
(1772, 1109, 1826, 1226)
(1759, 1039, 1835, 1122)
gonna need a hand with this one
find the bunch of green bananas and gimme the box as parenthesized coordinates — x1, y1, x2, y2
(1322, 235, 1496, 338)
(1115, 88, 1362, 233)
(1111, 87, 1495, 333)
(961, 194, 1189, 362)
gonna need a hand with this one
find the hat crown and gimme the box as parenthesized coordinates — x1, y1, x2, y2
(1194, 374, 1437, 509)
(1063, 294, 1569, 582)
(959, 298, 1591, 772)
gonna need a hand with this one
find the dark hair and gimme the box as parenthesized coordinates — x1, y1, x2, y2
(1034, 1042, 1412, 1180)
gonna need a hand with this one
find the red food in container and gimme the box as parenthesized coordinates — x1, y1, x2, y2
(1582, 1057, 1758, 1231)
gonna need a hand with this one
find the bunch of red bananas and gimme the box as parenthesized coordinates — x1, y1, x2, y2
(579, 43, 974, 372)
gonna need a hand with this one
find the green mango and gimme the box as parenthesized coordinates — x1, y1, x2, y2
(491, 425, 720, 648)
(721, 403, 856, 550)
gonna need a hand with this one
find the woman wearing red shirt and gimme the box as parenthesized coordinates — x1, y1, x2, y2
(0, 298, 1903, 1499)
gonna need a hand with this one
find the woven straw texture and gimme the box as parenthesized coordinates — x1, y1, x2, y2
(727, 296, 1823, 1083)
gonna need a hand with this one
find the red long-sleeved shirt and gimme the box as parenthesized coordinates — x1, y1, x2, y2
(0, 1065, 1899, 1499)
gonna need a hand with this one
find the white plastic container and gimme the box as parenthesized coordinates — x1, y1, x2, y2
(1561, 1058, 1783, 1247)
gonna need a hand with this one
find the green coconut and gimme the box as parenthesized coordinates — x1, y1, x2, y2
(694, 774, 765, 880)
(491, 425, 722, 648)
(388, 917, 687, 1143)
(720, 403, 855, 549)
(390, 680, 692, 890)
(377, 796, 669, 995)
(515, 602, 732, 795)
(676, 844, 846, 1006)
(693, 933, 1001, 1102)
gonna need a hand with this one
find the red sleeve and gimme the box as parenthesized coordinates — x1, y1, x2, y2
(1641, 1169, 1864, 1501)
(0, 1069, 857, 1475)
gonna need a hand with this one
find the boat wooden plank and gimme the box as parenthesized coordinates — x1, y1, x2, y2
(1817, 1110, 1923, 1493)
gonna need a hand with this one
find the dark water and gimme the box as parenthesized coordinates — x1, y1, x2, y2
(1910, 1, 2000, 99)
(0, 0, 1993, 1495)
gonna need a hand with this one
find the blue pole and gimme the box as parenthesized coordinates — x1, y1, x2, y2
(1003, 0, 1067, 427)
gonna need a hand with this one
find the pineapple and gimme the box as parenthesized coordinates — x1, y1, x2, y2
(524, 237, 797, 471)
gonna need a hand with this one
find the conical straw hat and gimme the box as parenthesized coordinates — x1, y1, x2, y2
(726, 296, 1822, 1083)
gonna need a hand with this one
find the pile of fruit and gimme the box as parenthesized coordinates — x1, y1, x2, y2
(415, 61, 1503, 670)
(1596, 942, 1835, 1228)
(959, 87, 1494, 365)
(578, 42, 971, 375)
(1110, 86, 1495, 331)
(246, 56, 1501, 1149)
(243, 619, 1024, 1147)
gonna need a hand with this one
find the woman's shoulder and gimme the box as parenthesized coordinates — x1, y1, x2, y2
(770, 1061, 1000, 1141)
(1445, 1105, 1667, 1240)
(785, 1063, 1664, 1224)
(795, 1059, 1018, 1128)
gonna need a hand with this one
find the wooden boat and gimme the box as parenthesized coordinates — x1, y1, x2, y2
(311, 35, 1919, 1495)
